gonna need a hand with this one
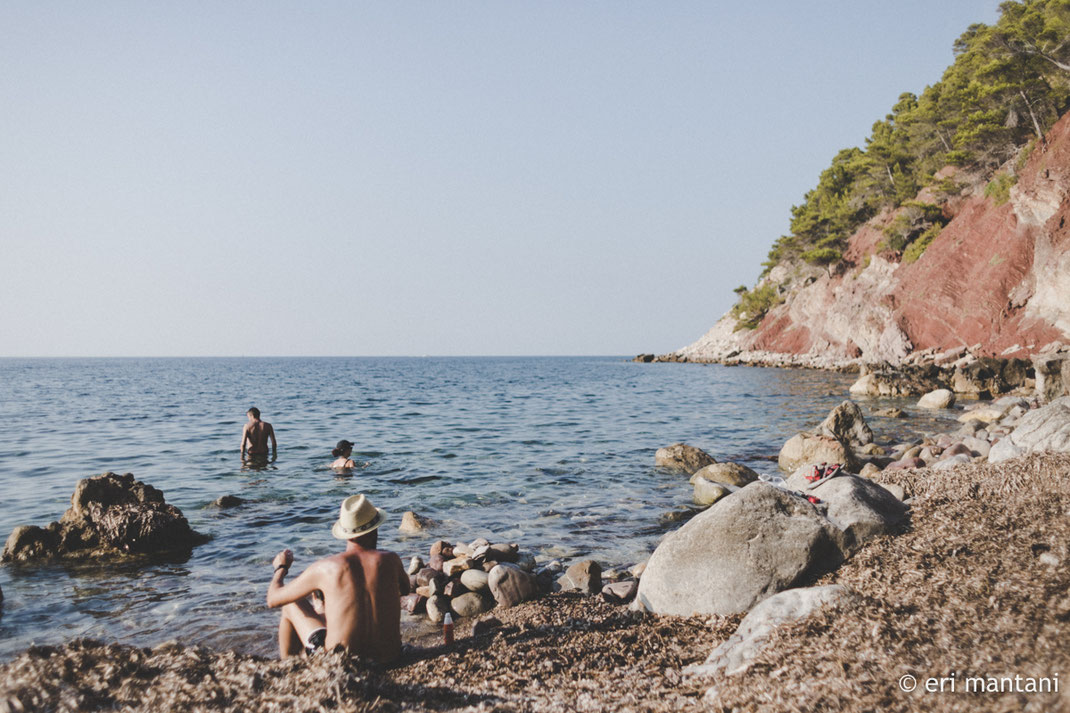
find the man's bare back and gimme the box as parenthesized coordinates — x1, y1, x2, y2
(267, 496, 408, 661)
(241, 407, 277, 459)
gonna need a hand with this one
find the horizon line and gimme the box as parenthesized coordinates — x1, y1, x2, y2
(0, 353, 637, 360)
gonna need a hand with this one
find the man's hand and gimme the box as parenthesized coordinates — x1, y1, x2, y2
(273, 549, 294, 570)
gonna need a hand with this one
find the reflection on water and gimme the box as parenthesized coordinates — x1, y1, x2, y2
(0, 357, 957, 659)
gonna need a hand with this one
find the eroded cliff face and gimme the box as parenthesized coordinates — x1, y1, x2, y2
(677, 112, 1070, 366)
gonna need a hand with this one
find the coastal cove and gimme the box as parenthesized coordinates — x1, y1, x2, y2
(0, 357, 955, 659)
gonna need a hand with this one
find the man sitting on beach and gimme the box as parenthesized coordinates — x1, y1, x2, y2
(266, 494, 409, 661)
(240, 407, 277, 460)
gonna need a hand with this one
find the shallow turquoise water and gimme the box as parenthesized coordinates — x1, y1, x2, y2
(0, 357, 955, 658)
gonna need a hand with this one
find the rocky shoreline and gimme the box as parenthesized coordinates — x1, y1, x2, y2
(3, 377, 1070, 711)
(637, 341, 1069, 392)
(2, 453, 1066, 712)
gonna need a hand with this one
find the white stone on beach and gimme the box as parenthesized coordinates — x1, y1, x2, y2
(686, 585, 858, 679)
(917, 389, 955, 409)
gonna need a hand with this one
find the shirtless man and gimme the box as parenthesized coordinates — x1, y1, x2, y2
(266, 494, 409, 662)
(240, 407, 277, 460)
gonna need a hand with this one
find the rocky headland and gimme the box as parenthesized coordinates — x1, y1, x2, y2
(638, 109, 1070, 374)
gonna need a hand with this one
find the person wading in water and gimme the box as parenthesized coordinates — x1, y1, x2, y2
(240, 407, 277, 461)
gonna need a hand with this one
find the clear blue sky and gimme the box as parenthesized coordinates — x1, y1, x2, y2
(0, 1, 1004, 357)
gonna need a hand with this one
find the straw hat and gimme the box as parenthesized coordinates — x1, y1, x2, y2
(331, 494, 386, 540)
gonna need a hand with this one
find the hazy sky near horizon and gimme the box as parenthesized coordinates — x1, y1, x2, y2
(1, 1, 1004, 357)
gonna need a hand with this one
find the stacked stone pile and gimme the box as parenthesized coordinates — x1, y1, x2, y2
(401, 538, 538, 623)
(400, 536, 643, 624)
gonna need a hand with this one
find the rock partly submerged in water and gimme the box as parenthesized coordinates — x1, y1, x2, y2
(398, 511, 437, 534)
(209, 495, 245, 509)
(2, 472, 207, 563)
(654, 443, 716, 474)
(818, 400, 873, 446)
(690, 462, 759, 488)
(778, 432, 860, 473)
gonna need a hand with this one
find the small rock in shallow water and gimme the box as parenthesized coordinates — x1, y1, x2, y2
(398, 511, 436, 534)
(655, 443, 716, 474)
(690, 462, 758, 488)
(873, 407, 905, 418)
(210, 495, 244, 509)
(917, 389, 955, 409)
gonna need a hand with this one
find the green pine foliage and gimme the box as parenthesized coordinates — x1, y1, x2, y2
(731, 283, 784, 331)
(984, 171, 1018, 204)
(759, 0, 1070, 280)
(902, 223, 944, 263)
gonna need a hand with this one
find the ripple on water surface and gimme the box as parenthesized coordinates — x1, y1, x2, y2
(0, 357, 958, 660)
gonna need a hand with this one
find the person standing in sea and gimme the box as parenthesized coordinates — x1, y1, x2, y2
(240, 407, 277, 461)
(267, 494, 409, 661)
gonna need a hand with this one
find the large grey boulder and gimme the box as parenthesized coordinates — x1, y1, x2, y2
(685, 585, 858, 679)
(655, 443, 716, 474)
(818, 400, 873, 446)
(633, 483, 845, 617)
(784, 471, 908, 549)
(989, 396, 1070, 462)
(778, 432, 860, 473)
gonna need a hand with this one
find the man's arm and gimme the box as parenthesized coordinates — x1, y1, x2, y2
(240, 424, 249, 457)
(266, 549, 321, 608)
(268, 424, 277, 458)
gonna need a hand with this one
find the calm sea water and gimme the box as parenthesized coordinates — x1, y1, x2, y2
(0, 357, 955, 659)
